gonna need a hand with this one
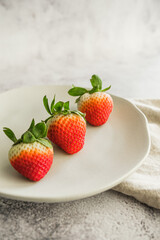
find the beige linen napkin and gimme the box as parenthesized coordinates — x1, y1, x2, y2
(113, 99, 160, 209)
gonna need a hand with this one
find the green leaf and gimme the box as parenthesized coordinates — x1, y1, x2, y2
(44, 116, 53, 124)
(68, 87, 88, 96)
(90, 75, 102, 90)
(28, 119, 35, 131)
(71, 110, 86, 120)
(102, 85, 111, 92)
(64, 101, 69, 110)
(3, 127, 17, 143)
(50, 95, 56, 113)
(37, 138, 53, 149)
(54, 101, 64, 112)
(89, 87, 99, 94)
(77, 111, 86, 119)
(75, 96, 81, 103)
(43, 95, 52, 115)
(63, 110, 69, 115)
(32, 122, 47, 138)
(22, 131, 36, 143)
(13, 138, 23, 146)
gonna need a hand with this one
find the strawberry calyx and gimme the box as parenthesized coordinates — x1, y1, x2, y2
(68, 74, 111, 103)
(43, 95, 86, 122)
(3, 119, 52, 148)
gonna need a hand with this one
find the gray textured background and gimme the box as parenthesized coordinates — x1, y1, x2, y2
(0, 0, 160, 239)
(1, 191, 160, 240)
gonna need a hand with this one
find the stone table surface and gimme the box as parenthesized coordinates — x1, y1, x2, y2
(0, 1, 160, 239)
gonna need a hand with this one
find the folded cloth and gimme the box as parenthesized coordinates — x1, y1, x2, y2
(113, 99, 160, 209)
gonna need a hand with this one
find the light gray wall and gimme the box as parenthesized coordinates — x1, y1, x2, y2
(0, 0, 160, 97)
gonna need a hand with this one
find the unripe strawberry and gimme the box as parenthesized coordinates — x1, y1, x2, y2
(3, 119, 54, 181)
(43, 96, 86, 154)
(68, 75, 113, 126)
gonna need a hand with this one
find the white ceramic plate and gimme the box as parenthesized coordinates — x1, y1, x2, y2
(0, 85, 150, 202)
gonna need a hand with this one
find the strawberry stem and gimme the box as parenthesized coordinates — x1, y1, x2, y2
(43, 96, 86, 121)
(68, 74, 111, 102)
(3, 120, 52, 148)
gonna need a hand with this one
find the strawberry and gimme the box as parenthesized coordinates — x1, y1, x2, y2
(3, 119, 54, 181)
(68, 75, 113, 126)
(43, 96, 86, 154)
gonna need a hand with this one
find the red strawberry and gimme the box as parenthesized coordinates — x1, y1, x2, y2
(3, 119, 54, 181)
(68, 75, 113, 126)
(43, 96, 86, 154)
